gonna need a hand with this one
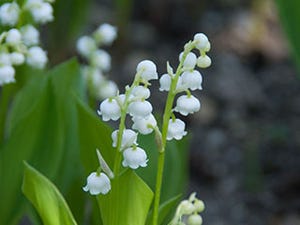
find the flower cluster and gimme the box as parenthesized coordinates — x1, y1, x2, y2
(77, 23, 118, 100)
(0, 0, 54, 86)
(169, 193, 205, 225)
(97, 60, 159, 170)
(160, 33, 211, 141)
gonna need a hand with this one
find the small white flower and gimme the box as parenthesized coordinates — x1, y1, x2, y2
(187, 214, 203, 225)
(197, 55, 211, 68)
(111, 129, 137, 149)
(180, 52, 197, 71)
(82, 66, 104, 84)
(0, 53, 12, 65)
(0, 65, 15, 85)
(181, 70, 203, 90)
(131, 85, 150, 99)
(0, 2, 20, 26)
(136, 60, 158, 81)
(159, 73, 183, 92)
(28, 1, 54, 24)
(6, 29, 22, 46)
(132, 113, 157, 135)
(167, 118, 187, 140)
(122, 146, 148, 169)
(26, 46, 48, 69)
(98, 80, 118, 99)
(180, 200, 195, 215)
(90, 49, 111, 72)
(97, 98, 121, 121)
(128, 100, 152, 119)
(20, 25, 40, 46)
(174, 95, 200, 116)
(94, 23, 117, 45)
(10, 52, 25, 65)
(76, 36, 97, 57)
(83, 172, 111, 195)
(193, 33, 209, 51)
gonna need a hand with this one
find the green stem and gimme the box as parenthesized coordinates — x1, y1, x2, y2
(152, 43, 195, 225)
(0, 85, 14, 144)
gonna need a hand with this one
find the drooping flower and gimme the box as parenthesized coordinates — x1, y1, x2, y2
(180, 52, 197, 71)
(193, 33, 209, 51)
(26, 46, 48, 69)
(10, 52, 25, 65)
(97, 98, 121, 121)
(20, 24, 40, 46)
(0, 65, 15, 85)
(6, 28, 22, 46)
(181, 70, 203, 91)
(131, 85, 150, 99)
(174, 95, 200, 116)
(122, 146, 148, 169)
(90, 49, 111, 72)
(187, 214, 203, 225)
(111, 129, 138, 149)
(128, 100, 152, 119)
(159, 73, 183, 92)
(83, 172, 111, 195)
(94, 23, 117, 45)
(167, 118, 187, 140)
(26, 0, 54, 24)
(136, 60, 158, 81)
(76, 36, 97, 57)
(98, 80, 118, 99)
(132, 113, 157, 135)
(0, 2, 20, 26)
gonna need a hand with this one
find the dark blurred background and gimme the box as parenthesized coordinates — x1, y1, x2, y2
(48, 0, 300, 224)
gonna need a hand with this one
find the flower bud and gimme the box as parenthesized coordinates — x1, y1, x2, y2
(194, 200, 205, 213)
(26, 46, 48, 69)
(20, 25, 40, 46)
(180, 200, 195, 215)
(90, 49, 111, 72)
(197, 55, 211, 68)
(77, 36, 97, 57)
(10, 52, 25, 65)
(6, 29, 22, 46)
(94, 23, 117, 45)
(0, 65, 15, 85)
(187, 214, 203, 225)
(26, 1, 54, 24)
(193, 33, 209, 51)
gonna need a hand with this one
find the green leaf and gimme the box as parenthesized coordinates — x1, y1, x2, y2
(276, 0, 300, 77)
(22, 162, 78, 225)
(146, 194, 182, 225)
(98, 170, 154, 225)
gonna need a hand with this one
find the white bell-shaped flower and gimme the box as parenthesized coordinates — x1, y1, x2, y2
(136, 60, 158, 81)
(167, 118, 187, 140)
(0, 53, 12, 65)
(159, 73, 171, 91)
(98, 80, 118, 99)
(10, 52, 25, 65)
(181, 70, 203, 91)
(131, 85, 150, 99)
(0, 65, 15, 85)
(76, 36, 97, 58)
(197, 55, 211, 68)
(20, 24, 40, 46)
(180, 52, 197, 71)
(6, 29, 22, 46)
(187, 214, 203, 225)
(26, 46, 48, 69)
(174, 95, 200, 116)
(98, 98, 121, 121)
(90, 49, 111, 72)
(94, 23, 117, 45)
(111, 129, 137, 149)
(132, 113, 157, 135)
(128, 100, 152, 119)
(122, 146, 148, 169)
(83, 172, 111, 195)
(28, 1, 54, 24)
(0, 2, 20, 26)
(193, 33, 209, 51)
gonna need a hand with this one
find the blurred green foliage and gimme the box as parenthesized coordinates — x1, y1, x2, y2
(276, 0, 300, 77)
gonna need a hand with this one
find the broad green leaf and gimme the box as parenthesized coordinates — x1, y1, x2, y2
(22, 162, 77, 225)
(98, 170, 154, 225)
(276, 0, 300, 77)
(146, 194, 182, 225)
(0, 59, 84, 225)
